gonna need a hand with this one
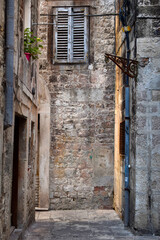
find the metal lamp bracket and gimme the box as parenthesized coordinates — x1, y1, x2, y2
(105, 53, 138, 78)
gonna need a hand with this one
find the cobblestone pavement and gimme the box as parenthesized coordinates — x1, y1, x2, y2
(23, 210, 160, 240)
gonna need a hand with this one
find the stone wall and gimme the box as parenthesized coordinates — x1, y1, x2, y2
(0, 0, 5, 237)
(134, 0, 160, 233)
(38, 75, 50, 209)
(39, 0, 116, 209)
(0, 0, 39, 239)
(114, 0, 160, 234)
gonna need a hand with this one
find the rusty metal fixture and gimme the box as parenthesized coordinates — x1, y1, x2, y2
(105, 53, 138, 78)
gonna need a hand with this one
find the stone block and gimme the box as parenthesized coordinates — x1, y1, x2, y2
(152, 116, 160, 130)
(151, 153, 160, 168)
(137, 103, 147, 114)
(134, 202, 148, 230)
(135, 169, 148, 193)
(152, 90, 160, 101)
(137, 37, 160, 58)
(151, 170, 160, 191)
(136, 134, 148, 149)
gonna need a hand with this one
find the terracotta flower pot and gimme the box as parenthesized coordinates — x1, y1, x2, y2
(25, 52, 31, 61)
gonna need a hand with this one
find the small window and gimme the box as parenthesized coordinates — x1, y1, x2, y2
(24, 0, 31, 29)
(53, 7, 89, 64)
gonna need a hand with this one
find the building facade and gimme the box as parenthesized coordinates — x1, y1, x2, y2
(38, 0, 160, 234)
(38, 0, 116, 210)
(114, 0, 160, 234)
(0, 0, 39, 239)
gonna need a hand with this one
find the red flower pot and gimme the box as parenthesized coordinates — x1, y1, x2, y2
(25, 52, 31, 61)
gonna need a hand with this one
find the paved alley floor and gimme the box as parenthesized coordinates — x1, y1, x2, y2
(23, 210, 160, 240)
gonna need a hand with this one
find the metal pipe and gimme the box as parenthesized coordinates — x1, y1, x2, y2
(119, 2, 131, 226)
(124, 30, 130, 227)
(4, 0, 14, 128)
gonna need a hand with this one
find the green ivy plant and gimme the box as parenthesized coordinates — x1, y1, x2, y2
(24, 28, 43, 59)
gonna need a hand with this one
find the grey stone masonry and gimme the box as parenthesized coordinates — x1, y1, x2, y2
(114, 0, 160, 235)
(134, 0, 160, 233)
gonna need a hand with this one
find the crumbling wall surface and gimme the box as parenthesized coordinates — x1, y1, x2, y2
(39, 0, 115, 209)
(134, 0, 160, 234)
(0, 0, 39, 239)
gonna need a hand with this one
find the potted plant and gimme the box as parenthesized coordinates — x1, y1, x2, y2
(24, 28, 43, 61)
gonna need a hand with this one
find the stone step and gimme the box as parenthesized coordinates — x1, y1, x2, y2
(9, 229, 22, 240)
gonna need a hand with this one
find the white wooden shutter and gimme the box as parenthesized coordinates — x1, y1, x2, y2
(72, 7, 88, 63)
(53, 7, 88, 63)
(53, 8, 70, 63)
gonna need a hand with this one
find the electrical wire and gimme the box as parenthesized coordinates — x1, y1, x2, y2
(32, 12, 118, 25)
(40, 13, 119, 17)
(36, 8, 160, 26)
(137, 16, 160, 19)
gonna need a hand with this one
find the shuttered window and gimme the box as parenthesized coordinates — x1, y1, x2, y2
(53, 7, 89, 63)
(120, 121, 125, 156)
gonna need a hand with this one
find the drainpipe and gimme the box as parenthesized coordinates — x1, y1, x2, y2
(119, 5, 130, 227)
(124, 30, 130, 227)
(4, 0, 14, 129)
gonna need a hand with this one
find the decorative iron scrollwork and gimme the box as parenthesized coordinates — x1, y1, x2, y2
(105, 53, 138, 78)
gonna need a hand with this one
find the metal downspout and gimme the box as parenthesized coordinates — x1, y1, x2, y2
(119, 3, 130, 226)
(4, 0, 15, 128)
(124, 31, 130, 227)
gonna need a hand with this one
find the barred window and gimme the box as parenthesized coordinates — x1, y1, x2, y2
(53, 7, 89, 64)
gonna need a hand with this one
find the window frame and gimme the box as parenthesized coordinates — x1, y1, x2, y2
(53, 6, 89, 64)
(24, 0, 31, 30)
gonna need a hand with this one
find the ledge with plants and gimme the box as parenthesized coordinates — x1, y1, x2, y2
(24, 28, 43, 61)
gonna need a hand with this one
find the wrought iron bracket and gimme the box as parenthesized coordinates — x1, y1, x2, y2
(105, 53, 138, 78)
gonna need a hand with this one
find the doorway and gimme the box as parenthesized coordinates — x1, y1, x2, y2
(11, 115, 27, 228)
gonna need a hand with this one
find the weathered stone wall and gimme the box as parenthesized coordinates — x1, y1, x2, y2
(114, 0, 160, 234)
(39, 0, 115, 209)
(38, 76, 50, 209)
(0, 0, 5, 238)
(134, 0, 160, 234)
(0, 0, 39, 239)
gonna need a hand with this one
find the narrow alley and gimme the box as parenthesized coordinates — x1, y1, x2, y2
(1, 0, 160, 239)
(22, 210, 160, 240)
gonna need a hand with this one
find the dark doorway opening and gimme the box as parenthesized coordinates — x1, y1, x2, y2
(11, 116, 19, 228)
(11, 115, 27, 228)
(35, 114, 40, 207)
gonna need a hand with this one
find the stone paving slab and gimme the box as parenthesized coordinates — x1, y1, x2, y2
(22, 210, 160, 240)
